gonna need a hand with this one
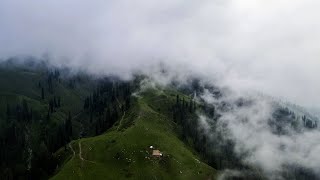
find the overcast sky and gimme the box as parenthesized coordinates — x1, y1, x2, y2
(0, 0, 319, 109)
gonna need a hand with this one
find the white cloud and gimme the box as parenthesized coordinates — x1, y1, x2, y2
(1, 0, 320, 109)
(1, 1, 320, 178)
(200, 88, 320, 178)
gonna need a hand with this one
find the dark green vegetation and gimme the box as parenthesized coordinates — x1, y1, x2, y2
(52, 89, 217, 180)
(0, 60, 134, 179)
(0, 61, 218, 180)
(2, 60, 317, 180)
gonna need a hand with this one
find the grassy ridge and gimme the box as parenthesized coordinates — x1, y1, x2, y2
(52, 90, 217, 180)
(0, 64, 217, 179)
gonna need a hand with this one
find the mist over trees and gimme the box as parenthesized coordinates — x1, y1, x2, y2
(189, 81, 320, 179)
(0, 61, 136, 179)
(0, 0, 320, 179)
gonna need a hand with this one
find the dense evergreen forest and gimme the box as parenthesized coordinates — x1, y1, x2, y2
(171, 81, 319, 179)
(0, 60, 135, 179)
(0, 60, 319, 180)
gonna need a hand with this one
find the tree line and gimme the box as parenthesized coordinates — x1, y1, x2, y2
(83, 79, 132, 136)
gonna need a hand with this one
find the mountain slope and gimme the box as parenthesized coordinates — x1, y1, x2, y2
(0, 62, 96, 179)
(52, 89, 218, 180)
(1, 61, 319, 179)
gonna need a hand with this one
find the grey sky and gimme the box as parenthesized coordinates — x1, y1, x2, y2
(0, 0, 319, 108)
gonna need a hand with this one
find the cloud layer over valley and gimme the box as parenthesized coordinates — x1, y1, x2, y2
(199, 89, 320, 179)
(1, 0, 320, 109)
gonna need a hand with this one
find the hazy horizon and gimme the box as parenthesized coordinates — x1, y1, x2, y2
(1, 0, 319, 109)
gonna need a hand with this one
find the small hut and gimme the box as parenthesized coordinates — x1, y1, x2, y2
(152, 150, 162, 157)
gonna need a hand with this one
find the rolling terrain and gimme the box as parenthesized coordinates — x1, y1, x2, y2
(1, 60, 319, 180)
(52, 89, 218, 180)
(0, 61, 218, 180)
(0, 61, 95, 179)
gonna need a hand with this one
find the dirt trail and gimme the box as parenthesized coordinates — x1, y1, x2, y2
(78, 141, 96, 164)
(115, 97, 127, 131)
(78, 142, 84, 161)
(117, 111, 126, 131)
(69, 143, 76, 158)
(116, 98, 121, 108)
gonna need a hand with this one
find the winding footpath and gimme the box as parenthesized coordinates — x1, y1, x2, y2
(69, 143, 76, 158)
(78, 141, 96, 164)
(117, 111, 126, 131)
(78, 142, 84, 161)
(115, 97, 127, 131)
(69, 141, 96, 164)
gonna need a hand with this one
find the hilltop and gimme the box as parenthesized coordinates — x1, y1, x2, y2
(0, 61, 218, 180)
(52, 89, 217, 179)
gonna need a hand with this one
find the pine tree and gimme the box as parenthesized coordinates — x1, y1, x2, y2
(54, 97, 58, 108)
(189, 100, 193, 113)
(6, 103, 10, 119)
(176, 95, 180, 105)
(29, 108, 33, 122)
(90, 112, 93, 123)
(22, 99, 29, 121)
(95, 123, 99, 135)
(46, 110, 50, 122)
(84, 98, 89, 109)
(58, 97, 61, 107)
(41, 87, 44, 100)
(125, 97, 130, 110)
(65, 112, 72, 140)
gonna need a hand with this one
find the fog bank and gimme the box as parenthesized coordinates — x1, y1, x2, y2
(1, 1, 319, 107)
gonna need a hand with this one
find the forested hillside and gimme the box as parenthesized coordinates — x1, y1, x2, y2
(0, 60, 135, 179)
(1, 60, 319, 180)
(52, 88, 217, 179)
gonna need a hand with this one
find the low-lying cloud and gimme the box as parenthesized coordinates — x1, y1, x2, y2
(1, 1, 320, 178)
(199, 88, 320, 179)
(1, 0, 320, 108)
